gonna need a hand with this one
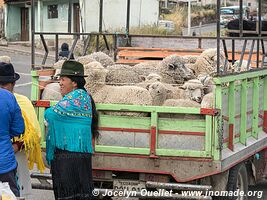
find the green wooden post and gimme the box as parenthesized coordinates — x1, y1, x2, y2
(240, 79, 248, 145)
(213, 84, 222, 161)
(205, 116, 212, 156)
(252, 77, 259, 139)
(150, 111, 158, 157)
(228, 81, 235, 151)
(38, 107, 46, 148)
(31, 70, 39, 101)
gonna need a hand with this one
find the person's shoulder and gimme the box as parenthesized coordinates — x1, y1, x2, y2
(0, 88, 15, 98)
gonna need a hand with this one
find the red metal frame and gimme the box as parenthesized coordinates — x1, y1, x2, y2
(200, 108, 220, 116)
(158, 130, 205, 136)
(32, 100, 50, 107)
(150, 126, 157, 158)
(228, 124, 234, 151)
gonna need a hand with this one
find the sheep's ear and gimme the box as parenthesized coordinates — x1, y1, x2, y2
(145, 84, 150, 90)
(168, 64, 177, 70)
(140, 75, 146, 81)
(179, 85, 186, 90)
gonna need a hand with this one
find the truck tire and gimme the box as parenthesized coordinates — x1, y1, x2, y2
(226, 163, 248, 200)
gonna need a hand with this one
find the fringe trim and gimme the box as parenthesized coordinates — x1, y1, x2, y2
(12, 110, 45, 173)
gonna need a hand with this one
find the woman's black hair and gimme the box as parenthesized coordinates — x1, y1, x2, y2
(67, 76, 99, 138)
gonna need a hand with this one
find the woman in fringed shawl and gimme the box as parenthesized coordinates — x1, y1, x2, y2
(45, 60, 99, 200)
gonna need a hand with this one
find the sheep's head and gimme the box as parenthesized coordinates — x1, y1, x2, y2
(180, 79, 204, 103)
(198, 74, 215, 94)
(160, 55, 195, 83)
(147, 81, 171, 106)
(141, 73, 162, 82)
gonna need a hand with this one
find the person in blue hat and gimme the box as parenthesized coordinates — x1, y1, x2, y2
(45, 60, 98, 199)
(0, 62, 25, 197)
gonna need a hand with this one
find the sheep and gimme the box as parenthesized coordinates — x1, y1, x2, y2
(136, 73, 162, 88)
(201, 92, 214, 108)
(182, 55, 199, 64)
(180, 79, 204, 103)
(84, 63, 153, 116)
(232, 60, 251, 72)
(106, 64, 141, 84)
(76, 55, 96, 66)
(41, 82, 62, 101)
(53, 60, 65, 69)
(0, 55, 11, 63)
(86, 52, 114, 67)
(157, 55, 195, 84)
(192, 48, 229, 76)
(106, 55, 195, 85)
(198, 74, 215, 94)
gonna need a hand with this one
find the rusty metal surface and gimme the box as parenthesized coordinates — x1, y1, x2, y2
(93, 154, 221, 182)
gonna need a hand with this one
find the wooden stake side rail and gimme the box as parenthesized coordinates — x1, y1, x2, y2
(116, 47, 263, 66)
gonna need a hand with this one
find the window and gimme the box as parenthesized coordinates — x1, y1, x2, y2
(48, 5, 58, 19)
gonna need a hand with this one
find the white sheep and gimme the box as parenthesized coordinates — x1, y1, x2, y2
(192, 48, 229, 76)
(198, 74, 215, 94)
(106, 55, 195, 85)
(76, 55, 96, 66)
(232, 60, 251, 72)
(0, 55, 11, 63)
(136, 73, 162, 88)
(201, 92, 214, 108)
(84, 63, 153, 116)
(182, 55, 199, 64)
(86, 52, 114, 67)
(41, 82, 62, 101)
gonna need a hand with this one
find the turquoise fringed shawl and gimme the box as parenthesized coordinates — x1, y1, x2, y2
(45, 89, 93, 164)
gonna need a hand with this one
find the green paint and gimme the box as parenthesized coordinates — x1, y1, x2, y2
(95, 146, 150, 155)
(213, 69, 267, 84)
(240, 79, 248, 145)
(156, 149, 209, 157)
(213, 84, 222, 161)
(158, 119, 205, 133)
(38, 107, 46, 148)
(31, 71, 39, 101)
(205, 116, 212, 156)
(228, 81, 235, 149)
(252, 77, 259, 139)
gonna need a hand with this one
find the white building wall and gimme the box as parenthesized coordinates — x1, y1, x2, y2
(80, 0, 159, 33)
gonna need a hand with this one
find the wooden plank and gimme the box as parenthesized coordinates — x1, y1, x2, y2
(158, 119, 205, 133)
(156, 149, 209, 158)
(252, 77, 260, 139)
(95, 145, 150, 155)
(205, 116, 212, 156)
(240, 79, 248, 145)
(214, 85, 222, 161)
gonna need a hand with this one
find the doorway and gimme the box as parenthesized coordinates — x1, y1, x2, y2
(21, 7, 29, 41)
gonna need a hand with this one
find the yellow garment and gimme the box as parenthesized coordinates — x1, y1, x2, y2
(13, 93, 45, 173)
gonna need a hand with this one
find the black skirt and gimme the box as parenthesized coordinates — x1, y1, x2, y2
(51, 149, 94, 200)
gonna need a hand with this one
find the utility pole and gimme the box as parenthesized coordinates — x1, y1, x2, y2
(188, 0, 191, 36)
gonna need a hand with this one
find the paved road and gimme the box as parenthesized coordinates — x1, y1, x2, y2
(182, 23, 218, 36)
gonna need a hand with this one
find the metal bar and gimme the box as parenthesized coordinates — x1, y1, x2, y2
(40, 34, 48, 66)
(103, 34, 110, 51)
(264, 76, 267, 133)
(247, 40, 255, 70)
(82, 35, 91, 56)
(55, 34, 59, 62)
(261, 39, 265, 68)
(240, 79, 248, 145)
(97, 0, 103, 52)
(198, 38, 202, 49)
(214, 84, 222, 160)
(257, 39, 260, 68)
(68, 0, 72, 33)
(216, 0, 220, 74)
(150, 112, 158, 158)
(232, 39, 235, 65)
(126, 0, 131, 34)
(239, 0, 243, 37)
(222, 39, 228, 73)
(68, 35, 78, 59)
(31, 0, 35, 70)
(238, 39, 247, 71)
(258, 0, 262, 36)
(113, 34, 118, 62)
